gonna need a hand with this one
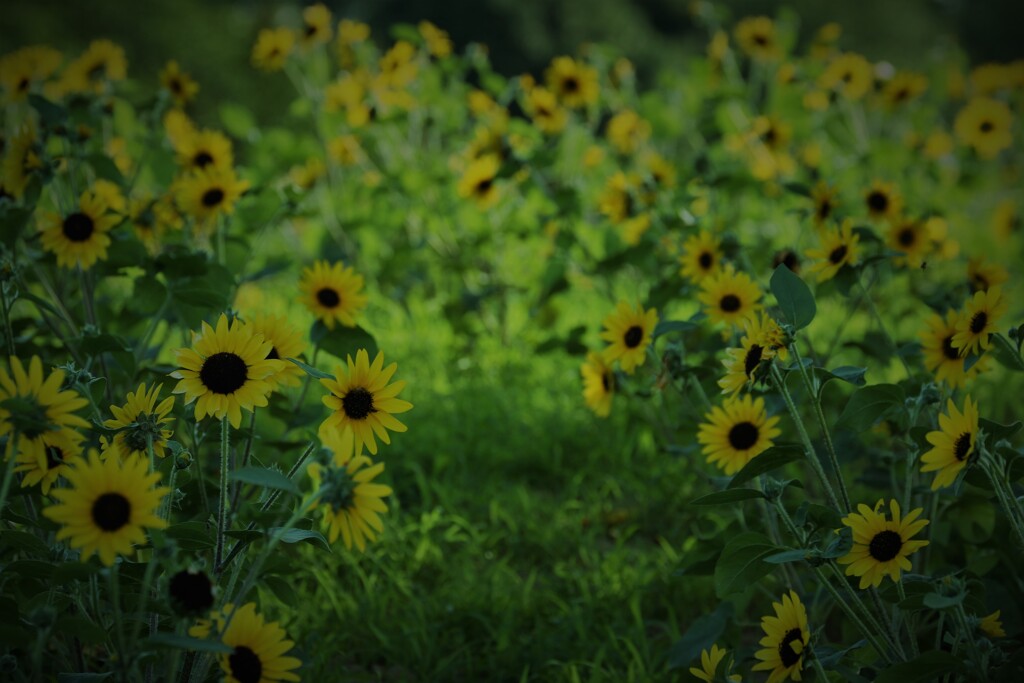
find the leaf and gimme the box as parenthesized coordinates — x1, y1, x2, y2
(220, 102, 257, 139)
(230, 467, 300, 496)
(991, 333, 1024, 372)
(836, 384, 905, 431)
(311, 321, 378, 360)
(146, 632, 233, 654)
(714, 532, 780, 598)
(55, 615, 107, 644)
(728, 445, 804, 488)
(0, 529, 50, 557)
(273, 528, 330, 551)
(667, 601, 733, 669)
(764, 548, 810, 564)
(770, 264, 816, 332)
(690, 489, 766, 506)
(922, 593, 963, 610)
(29, 94, 67, 127)
(782, 182, 811, 197)
(821, 526, 853, 559)
(164, 521, 215, 550)
(817, 366, 867, 393)
(87, 154, 125, 185)
(0, 205, 35, 244)
(980, 418, 1022, 444)
(58, 675, 114, 682)
(653, 320, 698, 338)
(874, 651, 963, 683)
(286, 357, 333, 380)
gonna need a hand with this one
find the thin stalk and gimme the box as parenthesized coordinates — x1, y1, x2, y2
(953, 604, 986, 677)
(1, 283, 15, 356)
(897, 579, 920, 657)
(0, 430, 20, 516)
(215, 418, 231, 571)
(868, 588, 908, 660)
(133, 295, 170, 365)
(859, 279, 912, 379)
(810, 653, 830, 682)
(229, 410, 257, 517)
(811, 565, 896, 665)
(108, 564, 130, 680)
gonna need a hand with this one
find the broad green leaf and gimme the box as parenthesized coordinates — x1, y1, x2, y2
(922, 593, 963, 610)
(874, 651, 963, 683)
(146, 632, 233, 654)
(653, 320, 698, 338)
(817, 366, 867, 392)
(164, 521, 215, 550)
(311, 321, 378, 361)
(991, 333, 1024, 372)
(980, 418, 1022, 444)
(728, 445, 804, 488)
(714, 532, 779, 598)
(230, 467, 300, 496)
(690, 489, 766, 506)
(286, 357, 333, 380)
(273, 528, 330, 551)
(770, 264, 816, 332)
(763, 549, 809, 564)
(667, 601, 733, 670)
(836, 384, 905, 431)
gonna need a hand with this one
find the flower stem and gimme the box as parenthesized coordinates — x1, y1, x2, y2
(1, 281, 15, 356)
(108, 564, 131, 679)
(0, 430, 20, 517)
(214, 418, 231, 572)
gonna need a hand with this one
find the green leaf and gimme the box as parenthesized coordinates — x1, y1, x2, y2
(667, 601, 733, 670)
(836, 384, 905, 431)
(653, 320, 698, 338)
(286, 357, 333, 380)
(922, 593, 963, 610)
(714, 531, 780, 598)
(691, 489, 766, 506)
(770, 264, 816, 331)
(991, 333, 1024, 372)
(28, 94, 67, 127)
(817, 366, 867, 393)
(164, 521, 215, 550)
(146, 632, 233, 654)
(728, 445, 804, 488)
(55, 615, 107, 644)
(980, 418, 1022, 443)
(220, 102, 257, 139)
(763, 549, 809, 564)
(58, 675, 114, 682)
(0, 530, 50, 557)
(821, 526, 853, 558)
(0, 205, 35, 244)
(77, 332, 130, 355)
(782, 182, 811, 197)
(87, 154, 125, 185)
(874, 651, 963, 683)
(311, 321, 378, 361)
(274, 528, 330, 551)
(230, 467, 300, 496)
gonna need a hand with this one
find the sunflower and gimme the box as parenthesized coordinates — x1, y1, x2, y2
(43, 451, 168, 566)
(882, 71, 928, 107)
(159, 60, 199, 105)
(718, 313, 787, 395)
(698, 394, 781, 475)
(419, 21, 453, 58)
(838, 499, 929, 589)
(690, 644, 741, 683)
(457, 154, 501, 209)
(979, 611, 1006, 639)
(598, 172, 640, 224)
(176, 166, 250, 232)
(103, 383, 175, 461)
(2, 126, 42, 200)
(300, 4, 333, 49)
(734, 16, 779, 62)
(606, 109, 651, 155)
(863, 181, 903, 223)
(308, 428, 393, 550)
(644, 152, 677, 189)
(966, 257, 1009, 294)
(252, 27, 295, 72)
(752, 591, 810, 683)
(954, 97, 1013, 159)
(524, 86, 567, 135)
(698, 266, 763, 327)
(1, 356, 90, 468)
(679, 230, 722, 284)
(819, 53, 873, 100)
(174, 129, 234, 173)
(921, 396, 979, 490)
(810, 181, 840, 229)
(887, 218, 931, 267)
(319, 349, 413, 456)
(805, 220, 860, 281)
(599, 301, 658, 375)
(242, 314, 305, 390)
(61, 39, 127, 94)
(190, 602, 301, 683)
(545, 56, 599, 108)
(167, 568, 215, 617)
(992, 199, 1019, 243)
(128, 194, 173, 255)
(951, 286, 1008, 357)
(919, 310, 986, 388)
(14, 428, 84, 494)
(36, 189, 119, 269)
(298, 260, 368, 330)
(0, 45, 62, 103)
(581, 352, 615, 417)
(327, 134, 364, 166)
(170, 314, 281, 428)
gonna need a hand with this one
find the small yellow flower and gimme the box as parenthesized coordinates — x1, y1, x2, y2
(600, 301, 658, 375)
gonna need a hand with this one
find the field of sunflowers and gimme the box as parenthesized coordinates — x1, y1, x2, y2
(1, 2, 1023, 681)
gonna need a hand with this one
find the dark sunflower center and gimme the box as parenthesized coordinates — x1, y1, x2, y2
(91, 492, 131, 532)
(841, 70, 854, 84)
(953, 432, 973, 462)
(817, 199, 832, 220)
(168, 570, 214, 615)
(753, 33, 768, 47)
(199, 352, 248, 395)
(341, 387, 376, 420)
(893, 88, 909, 102)
(18, 77, 30, 92)
(828, 244, 848, 264)
(698, 251, 713, 269)
(62, 212, 95, 242)
(601, 371, 611, 392)
(623, 325, 644, 348)
(744, 344, 764, 377)
(778, 628, 804, 669)
(898, 228, 916, 247)
(123, 414, 161, 453)
(316, 287, 341, 309)
(867, 191, 888, 212)
(304, 23, 317, 38)
(979, 121, 993, 133)
(474, 177, 494, 196)
(228, 646, 263, 683)
(969, 311, 988, 334)
(868, 529, 903, 562)
(728, 421, 759, 450)
(193, 151, 214, 168)
(201, 188, 225, 207)
(266, 347, 280, 360)
(720, 294, 742, 313)
(45, 446, 64, 470)
(87, 63, 106, 81)
(170, 78, 182, 93)
(562, 76, 580, 93)
(941, 335, 959, 361)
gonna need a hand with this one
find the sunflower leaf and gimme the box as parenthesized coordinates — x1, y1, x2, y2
(311, 321, 378, 361)
(231, 466, 300, 496)
(690, 488, 766, 506)
(991, 333, 1024, 372)
(286, 357, 334, 380)
(874, 650, 963, 683)
(770, 264, 816, 332)
(713, 531, 780, 598)
(836, 383, 905, 431)
(666, 601, 733, 670)
(727, 444, 804, 488)
(273, 528, 331, 551)
(652, 320, 698, 338)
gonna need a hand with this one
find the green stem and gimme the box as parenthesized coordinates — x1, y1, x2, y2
(811, 564, 896, 665)
(108, 564, 130, 680)
(770, 363, 842, 511)
(134, 295, 170, 365)
(215, 418, 231, 572)
(953, 604, 986, 677)
(897, 579, 921, 657)
(0, 430, 20, 518)
(810, 652, 830, 682)
(859, 279, 912, 379)
(689, 372, 713, 411)
(1, 281, 15, 356)
(981, 457, 1024, 547)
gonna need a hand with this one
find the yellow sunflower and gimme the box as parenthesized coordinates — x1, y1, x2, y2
(919, 310, 986, 388)
(951, 286, 1008, 357)
(980, 611, 1006, 639)
(882, 71, 928, 107)
(298, 260, 368, 330)
(863, 181, 903, 222)
(0, 45, 62, 103)
(457, 154, 501, 209)
(60, 39, 127, 95)
(419, 21, 453, 58)
(319, 349, 413, 456)
(679, 230, 723, 284)
(103, 383, 175, 461)
(1, 356, 89, 468)
(838, 499, 929, 589)
(954, 97, 1013, 159)
(966, 257, 1009, 294)
(690, 644, 741, 683)
(176, 166, 250, 233)
(734, 16, 780, 62)
(43, 451, 168, 566)
(14, 428, 83, 494)
(170, 314, 281, 428)
(697, 394, 781, 475)
(159, 60, 199, 105)
(581, 352, 615, 418)
(753, 591, 810, 683)
(717, 313, 787, 395)
(698, 266, 763, 327)
(251, 27, 295, 72)
(300, 4, 333, 49)
(921, 396, 979, 490)
(805, 219, 860, 281)
(992, 199, 1019, 243)
(545, 56, 599, 108)
(887, 218, 931, 267)
(308, 428, 393, 551)
(174, 128, 234, 173)
(2, 126, 42, 199)
(190, 602, 301, 683)
(599, 301, 658, 375)
(606, 109, 651, 155)
(524, 86, 567, 135)
(810, 181, 840, 229)
(240, 314, 305, 391)
(819, 53, 873, 100)
(38, 189, 120, 270)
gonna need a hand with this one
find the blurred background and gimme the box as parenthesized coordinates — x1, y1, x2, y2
(6, 0, 1023, 125)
